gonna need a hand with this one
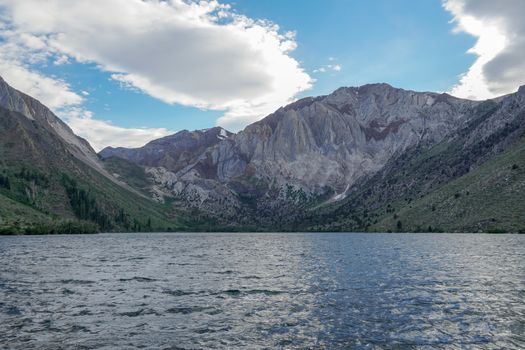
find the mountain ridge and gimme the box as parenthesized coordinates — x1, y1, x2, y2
(97, 83, 524, 231)
(0, 75, 523, 233)
(0, 76, 198, 234)
(108, 83, 480, 212)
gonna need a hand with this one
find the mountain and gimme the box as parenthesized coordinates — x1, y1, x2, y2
(0, 76, 192, 234)
(100, 127, 233, 171)
(2, 74, 523, 233)
(301, 86, 525, 233)
(100, 84, 525, 232)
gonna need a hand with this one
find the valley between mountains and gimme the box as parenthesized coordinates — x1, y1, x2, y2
(0, 76, 523, 234)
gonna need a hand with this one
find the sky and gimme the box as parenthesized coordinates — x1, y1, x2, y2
(0, 0, 523, 151)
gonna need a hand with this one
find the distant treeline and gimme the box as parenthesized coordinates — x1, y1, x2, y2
(0, 220, 98, 235)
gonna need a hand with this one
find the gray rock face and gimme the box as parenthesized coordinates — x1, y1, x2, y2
(312, 84, 525, 232)
(222, 84, 479, 192)
(100, 127, 233, 174)
(109, 83, 494, 220)
(464, 85, 525, 149)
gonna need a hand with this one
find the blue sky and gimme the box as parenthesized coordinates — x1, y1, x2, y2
(0, 0, 522, 150)
(226, 0, 475, 94)
(41, 0, 475, 130)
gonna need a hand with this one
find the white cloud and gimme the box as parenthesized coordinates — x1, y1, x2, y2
(0, 43, 173, 151)
(0, 0, 313, 131)
(59, 108, 173, 151)
(0, 54, 172, 151)
(0, 58, 83, 109)
(53, 54, 69, 65)
(444, 0, 525, 99)
(313, 62, 342, 74)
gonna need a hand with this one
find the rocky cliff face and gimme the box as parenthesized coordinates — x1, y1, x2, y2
(212, 84, 479, 191)
(304, 84, 525, 232)
(104, 83, 493, 224)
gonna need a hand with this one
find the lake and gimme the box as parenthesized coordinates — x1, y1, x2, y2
(0, 232, 524, 349)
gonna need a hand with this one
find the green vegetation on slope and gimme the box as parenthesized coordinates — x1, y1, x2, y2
(102, 156, 151, 194)
(0, 192, 98, 235)
(373, 138, 525, 233)
(0, 106, 197, 234)
(0, 192, 49, 226)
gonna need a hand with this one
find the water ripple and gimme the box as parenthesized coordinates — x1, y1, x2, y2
(0, 232, 523, 349)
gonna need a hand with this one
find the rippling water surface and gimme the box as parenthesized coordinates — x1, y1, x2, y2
(0, 232, 524, 349)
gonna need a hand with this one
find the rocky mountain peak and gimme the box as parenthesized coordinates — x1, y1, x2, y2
(135, 83, 485, 212)
(146, 126, 232, 148)
(0, 75, 108, 173)
(0, 76, 36, 121)
(99, 126, 233, 173)
(358, 82, 394, 92)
